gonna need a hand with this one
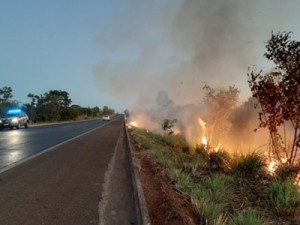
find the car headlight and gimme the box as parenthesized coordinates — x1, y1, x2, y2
(12, 118, 18, 123)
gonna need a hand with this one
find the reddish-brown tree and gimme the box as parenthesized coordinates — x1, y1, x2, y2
(248, 32, 300, 170)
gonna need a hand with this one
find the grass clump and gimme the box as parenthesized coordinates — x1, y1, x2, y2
(191, 187, 228, 225)
(266, 179, 300, 216)
(190, 174, 234, 224)
(230, 152, 266, 177)
(168, 168, 195, 193)
(230, 211, 268, 225)
(203, 174, 234, 200)
(209, 150, 231, 171)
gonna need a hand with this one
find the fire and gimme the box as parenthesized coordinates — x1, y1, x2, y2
(198, 117, 206, 133)
(201, 136, 208, 146)
(198, 117, 208, 148)
(265, 151, 289, 175)
(214, 143, 221, 152)
(130, 121, 138, 127)
(127, 121, 138, 129)
(268, 160, 277, 175)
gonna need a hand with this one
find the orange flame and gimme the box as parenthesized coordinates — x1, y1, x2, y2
(268, 160, 277, 175)
(214, 143, 221, 152)
(198, 117, 207, 148)
(127, 121, 138, 129)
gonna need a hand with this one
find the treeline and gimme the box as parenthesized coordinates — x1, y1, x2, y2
(0, 86, 114, 122)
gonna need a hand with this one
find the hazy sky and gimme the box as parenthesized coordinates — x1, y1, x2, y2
(1, 0, 299, 111)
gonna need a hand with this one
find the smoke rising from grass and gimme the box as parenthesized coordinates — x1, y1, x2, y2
(93, 0, 287, 149)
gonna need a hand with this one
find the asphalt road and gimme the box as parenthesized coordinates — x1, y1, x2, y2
(0, 117, 119, 170)
(0, 116, 138, 225)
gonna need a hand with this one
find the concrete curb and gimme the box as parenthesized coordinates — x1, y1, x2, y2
(124, 124, 151, 225)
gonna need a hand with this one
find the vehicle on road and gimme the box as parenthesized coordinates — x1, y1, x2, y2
(102, 115, 111, 121)
(0, 108, 29, 130)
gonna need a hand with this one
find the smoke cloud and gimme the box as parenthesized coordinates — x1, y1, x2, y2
(93, 0, 287, 150)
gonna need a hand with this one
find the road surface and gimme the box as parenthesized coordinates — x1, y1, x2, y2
(0, 117, 138, 225)
(0, 118, 116, 170)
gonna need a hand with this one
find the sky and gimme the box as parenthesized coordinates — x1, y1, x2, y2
(1, 0, 300, 112)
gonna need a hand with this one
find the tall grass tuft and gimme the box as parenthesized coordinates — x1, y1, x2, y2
(194, 145, 209, 159)
(168, 167, 195, 193)
(266, 179, 300, 216)
(191, 174, 234, 224)
(202, 202, 228, 225)
(183, 155, 207, 174)
(230, 152, 266, 177)
(209, 150, 231, 171)
(191, 188, 228, 225)
(203, 174, 234, 204)
(230, 211, 268, 225)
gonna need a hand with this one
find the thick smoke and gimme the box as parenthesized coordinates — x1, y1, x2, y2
(93, 0, 285, 149)
(94, 0, 260, 106)
(226, 97, 270, 152)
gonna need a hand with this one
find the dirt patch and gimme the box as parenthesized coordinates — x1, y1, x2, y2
(131, 147, 198, 225)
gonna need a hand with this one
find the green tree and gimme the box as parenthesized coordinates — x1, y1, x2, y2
(0, 86, 13, 103)
(248, 31, 300, 170)
(0, 86, 15, 113)
(91, 106, 101, 117)
(102, 105, 114, 115)
(28, 90, 72, 122)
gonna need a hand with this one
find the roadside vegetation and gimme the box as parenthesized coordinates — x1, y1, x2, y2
(128, 31, 300, 225)
(129, 127, 300, 225)
(0, 87, 115, 122)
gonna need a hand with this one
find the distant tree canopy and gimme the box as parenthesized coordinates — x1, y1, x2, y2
(248, 31, 300, 169)
(27, 90, 72, 121)
(26, 90, 114, 122)
(0, 86, 115, 122)
(102, 105, 115, 115)
(0, 86, 18, 112)
(0, 86, 13, 103)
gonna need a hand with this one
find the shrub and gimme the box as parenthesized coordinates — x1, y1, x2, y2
(266, 179, 300, 216)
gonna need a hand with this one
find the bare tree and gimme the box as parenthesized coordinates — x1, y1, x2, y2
(202, 85, 240, 148)
(161, 118, 177, 135)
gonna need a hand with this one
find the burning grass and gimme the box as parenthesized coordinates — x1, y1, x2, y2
(129, 127, 300, 225)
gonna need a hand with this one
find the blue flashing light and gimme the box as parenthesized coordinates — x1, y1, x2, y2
(7, 109, 22, 114)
